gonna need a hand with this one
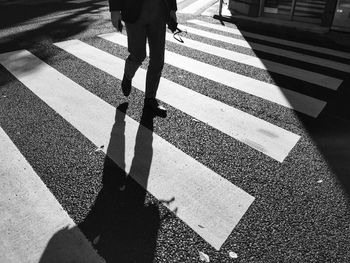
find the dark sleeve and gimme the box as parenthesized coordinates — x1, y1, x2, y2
(168, 0, 177, 11)
(108, 0, 123, 11)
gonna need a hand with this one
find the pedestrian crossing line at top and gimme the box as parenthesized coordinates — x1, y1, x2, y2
(55, 39, 300, 162)
(164, 31, 342, 90)
(183, 25, 350, 74)
(0, 49, 255, 251)
(179, 0, 217, 15)
(177, 0, 199, 10)
(0, 127, 104, 263)
(101, 33, 326, 118)
(188, 19, 350, 60)
(201, 1, 231, 17)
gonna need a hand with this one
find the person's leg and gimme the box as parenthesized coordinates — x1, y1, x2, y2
(124, 22, 147, 80)
(121, 20, 147, 97)
(144, 1, 166, 99)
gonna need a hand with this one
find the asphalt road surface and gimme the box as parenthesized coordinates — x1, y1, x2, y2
(1, 0, 350, 262)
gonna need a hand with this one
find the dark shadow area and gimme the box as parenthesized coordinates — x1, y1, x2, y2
(39, 103, 162, 263)
(0, 0, 107, 52)
(38, 226, 104, 263)
(0, 0, 106, 29)
(0, 0, 110, 100)
(214, 15, 350, 197)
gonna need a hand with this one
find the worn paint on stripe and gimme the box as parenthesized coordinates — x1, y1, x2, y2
(0, 50, 255, 250)
(184, 25, 350, 74)
(0, 127, 104, 263)
(164, 31, 342, 90)
(188, 19, 350, 60)
(56, 38, 300, 162)
(100, 33, 326, 118)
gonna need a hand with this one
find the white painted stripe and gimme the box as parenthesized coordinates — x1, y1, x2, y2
(164, 31, 342, 90)
(188, 19, 350, 61)
(0, 127, 104, 263)
(180, 0, 217, 14)
(56, 38, 300, 162)
(184, 25, 350, 73)
(177, 0, 197, 9)
(177, 0, 186, 3)
(201, 2, 218, 16)
(101, 33, 326, 118)
(0, 49, 255, 250)
(202, 1, 231, 17)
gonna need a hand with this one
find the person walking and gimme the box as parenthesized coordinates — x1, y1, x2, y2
(109, 0, 177, 116)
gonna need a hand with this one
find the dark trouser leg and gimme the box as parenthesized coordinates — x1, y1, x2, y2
(124, 22, 147, 80)
(144, 9, 166, 99)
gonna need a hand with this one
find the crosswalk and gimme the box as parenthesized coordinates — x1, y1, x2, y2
(0, 126, 104, 263)
(1, 15, 349, 260)
(99, 33, 326, 118)
(177, 0, 219, 15)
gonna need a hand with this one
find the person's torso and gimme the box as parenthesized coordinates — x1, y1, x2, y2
(122, 0, 169, 23)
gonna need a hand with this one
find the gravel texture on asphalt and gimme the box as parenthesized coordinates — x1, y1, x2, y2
(1, 5, 350, 263)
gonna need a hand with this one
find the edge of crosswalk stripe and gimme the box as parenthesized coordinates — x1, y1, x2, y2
(177, 0, 198, 10)
(179, 0, 217, 15)
(56, 38, 300, 162)
(100, 32, 326, 118)
(164, 31, 342, 90)
(188, 19, 350, 60)
(201, 1, 231, 17)
(183, 25, 350, 74)
(0, 49, 255, 251)
(0, 127, 105, 263)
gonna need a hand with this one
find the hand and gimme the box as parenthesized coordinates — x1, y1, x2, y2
(169, 10, 177, 24)
(111, 11, 122, 32)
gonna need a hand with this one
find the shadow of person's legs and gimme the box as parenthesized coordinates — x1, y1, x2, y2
(77, 103, 160, 263)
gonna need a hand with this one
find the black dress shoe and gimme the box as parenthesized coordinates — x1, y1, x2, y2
(121, 74, 132, 97)
(144, 98, 167, 118)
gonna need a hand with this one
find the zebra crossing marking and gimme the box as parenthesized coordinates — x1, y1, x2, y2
(164, 31, 342, 90)
(100, 33, 326, 118)
(177, 0, 199, 10)
(202, 1, 231, 17)
(0, 49, 255, 251)
(188, 19, 350, 60)
(183, 25, 350, 74)
(179, 0, 217, 15)
(55, 39, 300, 162)
(0, 127, 104, 263)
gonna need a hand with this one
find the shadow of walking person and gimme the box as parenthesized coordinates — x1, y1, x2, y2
(79, 102, 160, 263)
(39, 102, 161, 263)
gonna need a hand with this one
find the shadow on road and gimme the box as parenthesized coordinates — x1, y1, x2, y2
(0, 0, 107, 52)
(215, 16, 350, 197)
(39, 103, 161, 263)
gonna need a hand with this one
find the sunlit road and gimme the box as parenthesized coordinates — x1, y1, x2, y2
(1, 0, 350, 262)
